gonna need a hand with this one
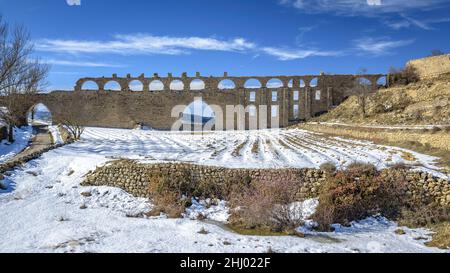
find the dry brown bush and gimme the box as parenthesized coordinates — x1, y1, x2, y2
(319, 162, 337, 175)
(389, 65, 420, 86)
(228, 178, 305, 232)
(312, 164, 408, 231)
(399, 204, 450, 227)
(146, 168, 251, 217)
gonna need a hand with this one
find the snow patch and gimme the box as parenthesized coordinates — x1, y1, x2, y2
(185, 198, 230, 223)
(48, 126, 63, 145)
(0, 126, 32, 163)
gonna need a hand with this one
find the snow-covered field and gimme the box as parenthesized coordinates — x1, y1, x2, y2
(0, 126, 32, 164)
(79, 127, 443, 173)
(0, 127, 449, 253)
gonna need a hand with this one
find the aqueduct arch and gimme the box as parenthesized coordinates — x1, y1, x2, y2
(3, 72, 385, 130)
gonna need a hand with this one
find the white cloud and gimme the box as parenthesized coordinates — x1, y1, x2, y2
(262, 47, 341, 60)
(45, 59, 123, 68)
(66, 0, 81, 6)
(280, 0, 448, 16)
(37, 32, 412, 65)
(367, 0, 381, 6)
(354, 37, 414, 55)
(38, 34, 344, 62)
(37, 34, 256, 55)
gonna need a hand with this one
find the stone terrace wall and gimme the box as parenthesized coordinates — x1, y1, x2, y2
(408, 54, 450, 79)
(82, 160, 450, 206)
(83, 161, 327, 200)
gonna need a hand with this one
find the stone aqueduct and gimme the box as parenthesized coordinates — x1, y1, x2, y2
(1, 72, 386, 130)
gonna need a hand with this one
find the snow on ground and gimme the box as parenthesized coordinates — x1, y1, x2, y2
(79, 127, 444, 175)
(0, 127, 448, 253)
(185, 198, 230, 223)
(0, 126, 32, 164)
(48, 126, 63, 145)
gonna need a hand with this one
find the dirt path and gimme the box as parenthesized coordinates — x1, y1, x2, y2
(9, 125, 53, 163)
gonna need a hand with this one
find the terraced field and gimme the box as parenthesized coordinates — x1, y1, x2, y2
(78, 127, 441, 172)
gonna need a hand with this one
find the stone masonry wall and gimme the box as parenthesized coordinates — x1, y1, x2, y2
(82, 160, 450, 206)
(0, 73, 385, 130)
(83, 161, 328, 200)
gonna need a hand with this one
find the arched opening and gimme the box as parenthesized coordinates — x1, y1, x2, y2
(149, 80, 164, 91)
(218, 79, 236, 90)
(293, 90, 299, 101)
(244, 79, 262, 89)
(300, 79, 306, 88)
(129, 80, 144, 91)
(266, 78, 283, 88)
(104, 81, 122, 91)
(190, 79, 205, 90)
(309, 78, 318, 88)
(357, 77, 372, 86)
(288, 79, 293, 88)
(182, 99, 215, 131)
(81, 81, 99, 91)
(170, 80, 184, 91)
(27, 103, 52, 126)
(377, 76, 387, 87)
(315, 90, 321, 101)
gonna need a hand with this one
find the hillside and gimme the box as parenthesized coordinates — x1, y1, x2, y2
(316, 73, 450, 125)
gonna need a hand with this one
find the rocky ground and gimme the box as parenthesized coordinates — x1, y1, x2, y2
(317, 73, 450, 125)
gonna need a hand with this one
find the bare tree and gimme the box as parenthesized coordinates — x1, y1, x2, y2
(353, 68, 372, 118)
(0, 16, 49, 142)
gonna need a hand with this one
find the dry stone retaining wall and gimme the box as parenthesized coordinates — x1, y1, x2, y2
(82, 160, 450, 206)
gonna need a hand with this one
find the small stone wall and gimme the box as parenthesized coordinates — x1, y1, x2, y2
(83, 161, 327, 200)
(82, 160, 450, 206)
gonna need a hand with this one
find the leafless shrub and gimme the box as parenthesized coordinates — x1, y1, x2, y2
(313, 164, 408, 231)
(389, 65, 419, 86)
(229, 178, 304, 232)
(62, 120, 85, 141)
(428, 49, 445, 57)
(399, 204, 450, 228)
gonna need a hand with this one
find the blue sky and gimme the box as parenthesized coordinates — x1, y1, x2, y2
(1, 0, 450, 90)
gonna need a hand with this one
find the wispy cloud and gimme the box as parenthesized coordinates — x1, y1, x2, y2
(44, 59, 124, 68)
(387, 14, 450, 30)
(279, 0, 449, 15)
(354, 37, 414, 56)
(262, 47, 342, 60)
(295, 26, 317, 44)
(37, 33, 412, 64)
(37, 34, 256, 55)
(37, 33, 343, 62)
